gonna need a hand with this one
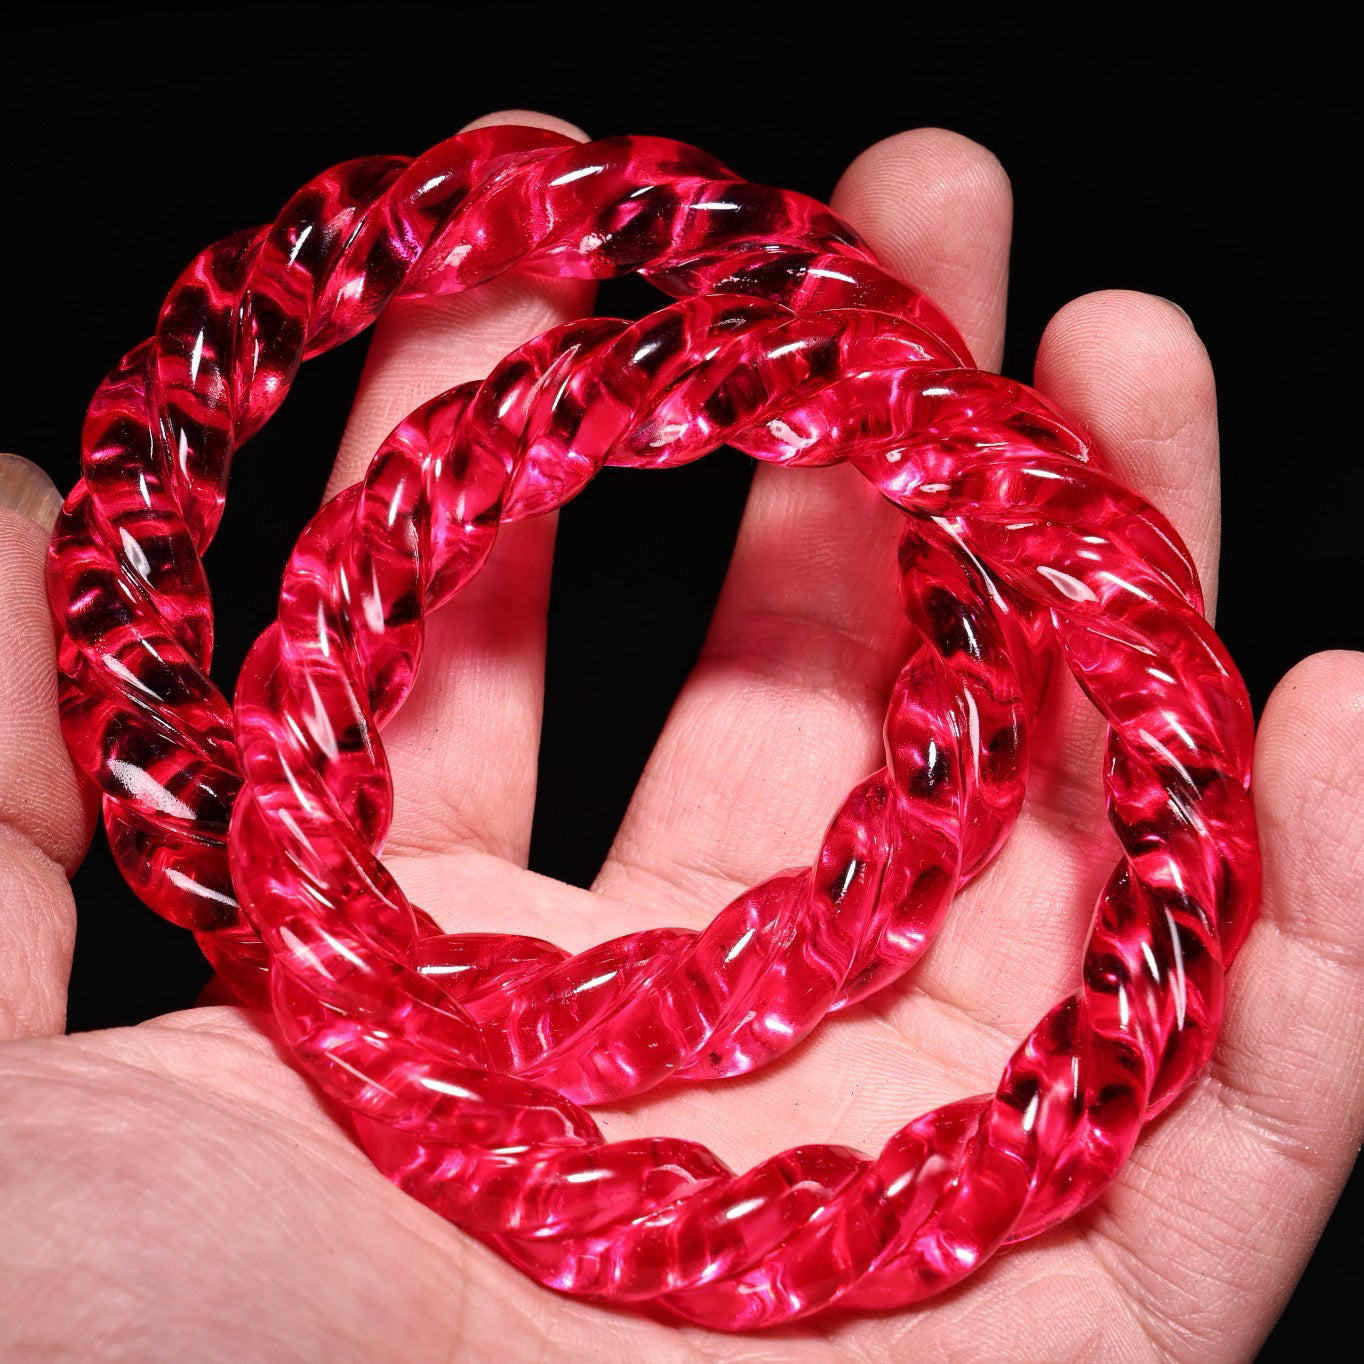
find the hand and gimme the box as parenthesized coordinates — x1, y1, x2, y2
(1, 110, 1359, 1361)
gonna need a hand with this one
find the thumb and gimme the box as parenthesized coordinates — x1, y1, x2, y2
(0, 453, 95, 1038)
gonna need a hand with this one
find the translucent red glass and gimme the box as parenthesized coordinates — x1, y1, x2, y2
(46, 127, 1033, 1087)
(46, 128, 1259, 1327)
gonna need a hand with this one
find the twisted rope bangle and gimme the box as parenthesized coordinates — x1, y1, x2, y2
(231, 287, 1257, 1324)
(48, 128, 1039, 1089)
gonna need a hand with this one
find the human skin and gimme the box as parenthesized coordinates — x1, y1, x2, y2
(0, 109, 1360, 1360)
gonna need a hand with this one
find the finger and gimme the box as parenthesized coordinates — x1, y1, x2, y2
(1079, 651, 1364, 1360)
(329, 110, 595, 868)
(1036, 290, 1221, 609)
(594, 129, 1014, 915)
(905, 292, 1226, 1036)
(0, 455, 96, 1038)
(1023, 292, 1221, 841)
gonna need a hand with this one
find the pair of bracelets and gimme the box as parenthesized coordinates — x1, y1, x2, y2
(47, 125, 1258, 1327)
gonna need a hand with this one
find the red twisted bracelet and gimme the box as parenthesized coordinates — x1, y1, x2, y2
(48, 127, 1048, 1094)
(47, 128, 1259, 1325)
(231, 293, 1257, 1323)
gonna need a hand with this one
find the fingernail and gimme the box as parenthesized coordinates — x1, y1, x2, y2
(0, 453, 64, 533)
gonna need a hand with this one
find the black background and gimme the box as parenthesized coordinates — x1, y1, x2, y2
(1, 8, 1356, 1356)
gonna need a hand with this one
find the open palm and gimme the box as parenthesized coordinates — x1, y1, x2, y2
(2, 111, 1360, 1361)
